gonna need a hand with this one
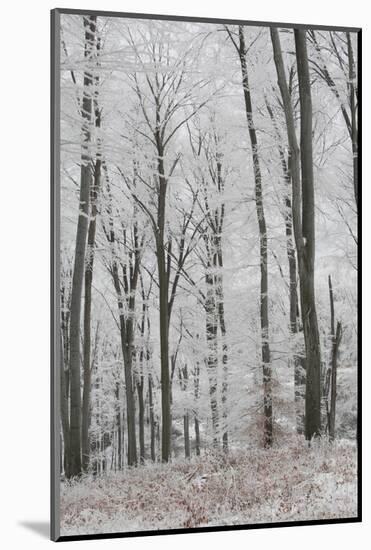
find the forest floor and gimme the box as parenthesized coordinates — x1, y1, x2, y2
(60, 438, 358, 536)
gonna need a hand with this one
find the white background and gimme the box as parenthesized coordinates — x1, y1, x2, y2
(0, 0, 368, 548)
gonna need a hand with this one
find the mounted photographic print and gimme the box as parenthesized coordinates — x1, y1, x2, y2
(51, 8, 361, 541)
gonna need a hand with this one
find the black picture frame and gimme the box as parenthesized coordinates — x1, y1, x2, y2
(51, 8, 362, 542)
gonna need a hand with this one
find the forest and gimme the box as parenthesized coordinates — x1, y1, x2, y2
(57, 13, 358, 535)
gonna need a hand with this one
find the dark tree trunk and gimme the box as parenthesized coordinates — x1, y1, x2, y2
(82, 120, 101, 471)
(327, 275, 342, 440)
(193, 360, 201, 456)
(238, 26, 272, 447)
(346, 33, 358, 210)
(148, 373, 156, 462)
(295, 30, 322, 440)
(60, 330, 70, 478)
(265, 96, 305, 433)
(180, 365, 191, 458)
(271, 28, 322, 440)
(329, 321, 342, 441)
(103, 172, 140, 467)
(155, 142, 172, 463)
(110, 259, 138, 466)
(68, 16, 96, 478)
(137, 377, 145, 463)
(115, 383, 123, 470)
(184, 413, 190, 458)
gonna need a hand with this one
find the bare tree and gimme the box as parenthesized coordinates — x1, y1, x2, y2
(227, 25, 273, 447)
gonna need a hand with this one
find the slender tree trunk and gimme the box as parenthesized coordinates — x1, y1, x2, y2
(216, 246, 229, 451)
(68, 16, 96, 477)
(205, 269, 219, 448)
(137, 377, 145, 463)
(346, 33, 358, 210)
(148, 373, 156, 462)
(266, 97, 305, 433)
(60, 331, 70, 478)
(180, 365, 191, 458)
(121, 317, 137, 466)
(193, 360, 201, 456)
(111, 260, 137, 466)
(184, 413, 190, 458)
(103, 175, 138, 466)
(329, 321, 342, 440)
(238, 26, 272, 447)
(115, 383, 122, 470)
(327, 275, 342, 440)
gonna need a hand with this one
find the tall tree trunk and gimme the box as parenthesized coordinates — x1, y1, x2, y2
(110, 260, 138, 466)
(155, 143, 171, 462)
(82, 117, 101, 471)
(238, 26, 272, 447)
(329, 321, 342, 441)
(265, 97, 305, 433)
(103, 172, 139, 466)
(271, 27, 322, 440)
(216, 245, 229, 451)
(346, 33, 358, 210)
(68, 15, 96, 477)
(295, 30, 322, 440)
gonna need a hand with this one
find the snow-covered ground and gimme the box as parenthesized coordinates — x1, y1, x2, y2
(60, 438, 357, 536)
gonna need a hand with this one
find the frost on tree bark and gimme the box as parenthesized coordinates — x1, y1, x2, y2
(232, 25, 272, 447)
(205, 242, 220, 448)
(68, 15, 97, 477)
(309, 31, 358, 211)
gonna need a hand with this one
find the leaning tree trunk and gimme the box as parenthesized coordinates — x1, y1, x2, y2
(238, 26, 272, 447)
(68, 15, 96, 477)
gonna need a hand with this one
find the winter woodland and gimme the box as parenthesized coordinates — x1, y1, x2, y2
(57, 13, 359, 536)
